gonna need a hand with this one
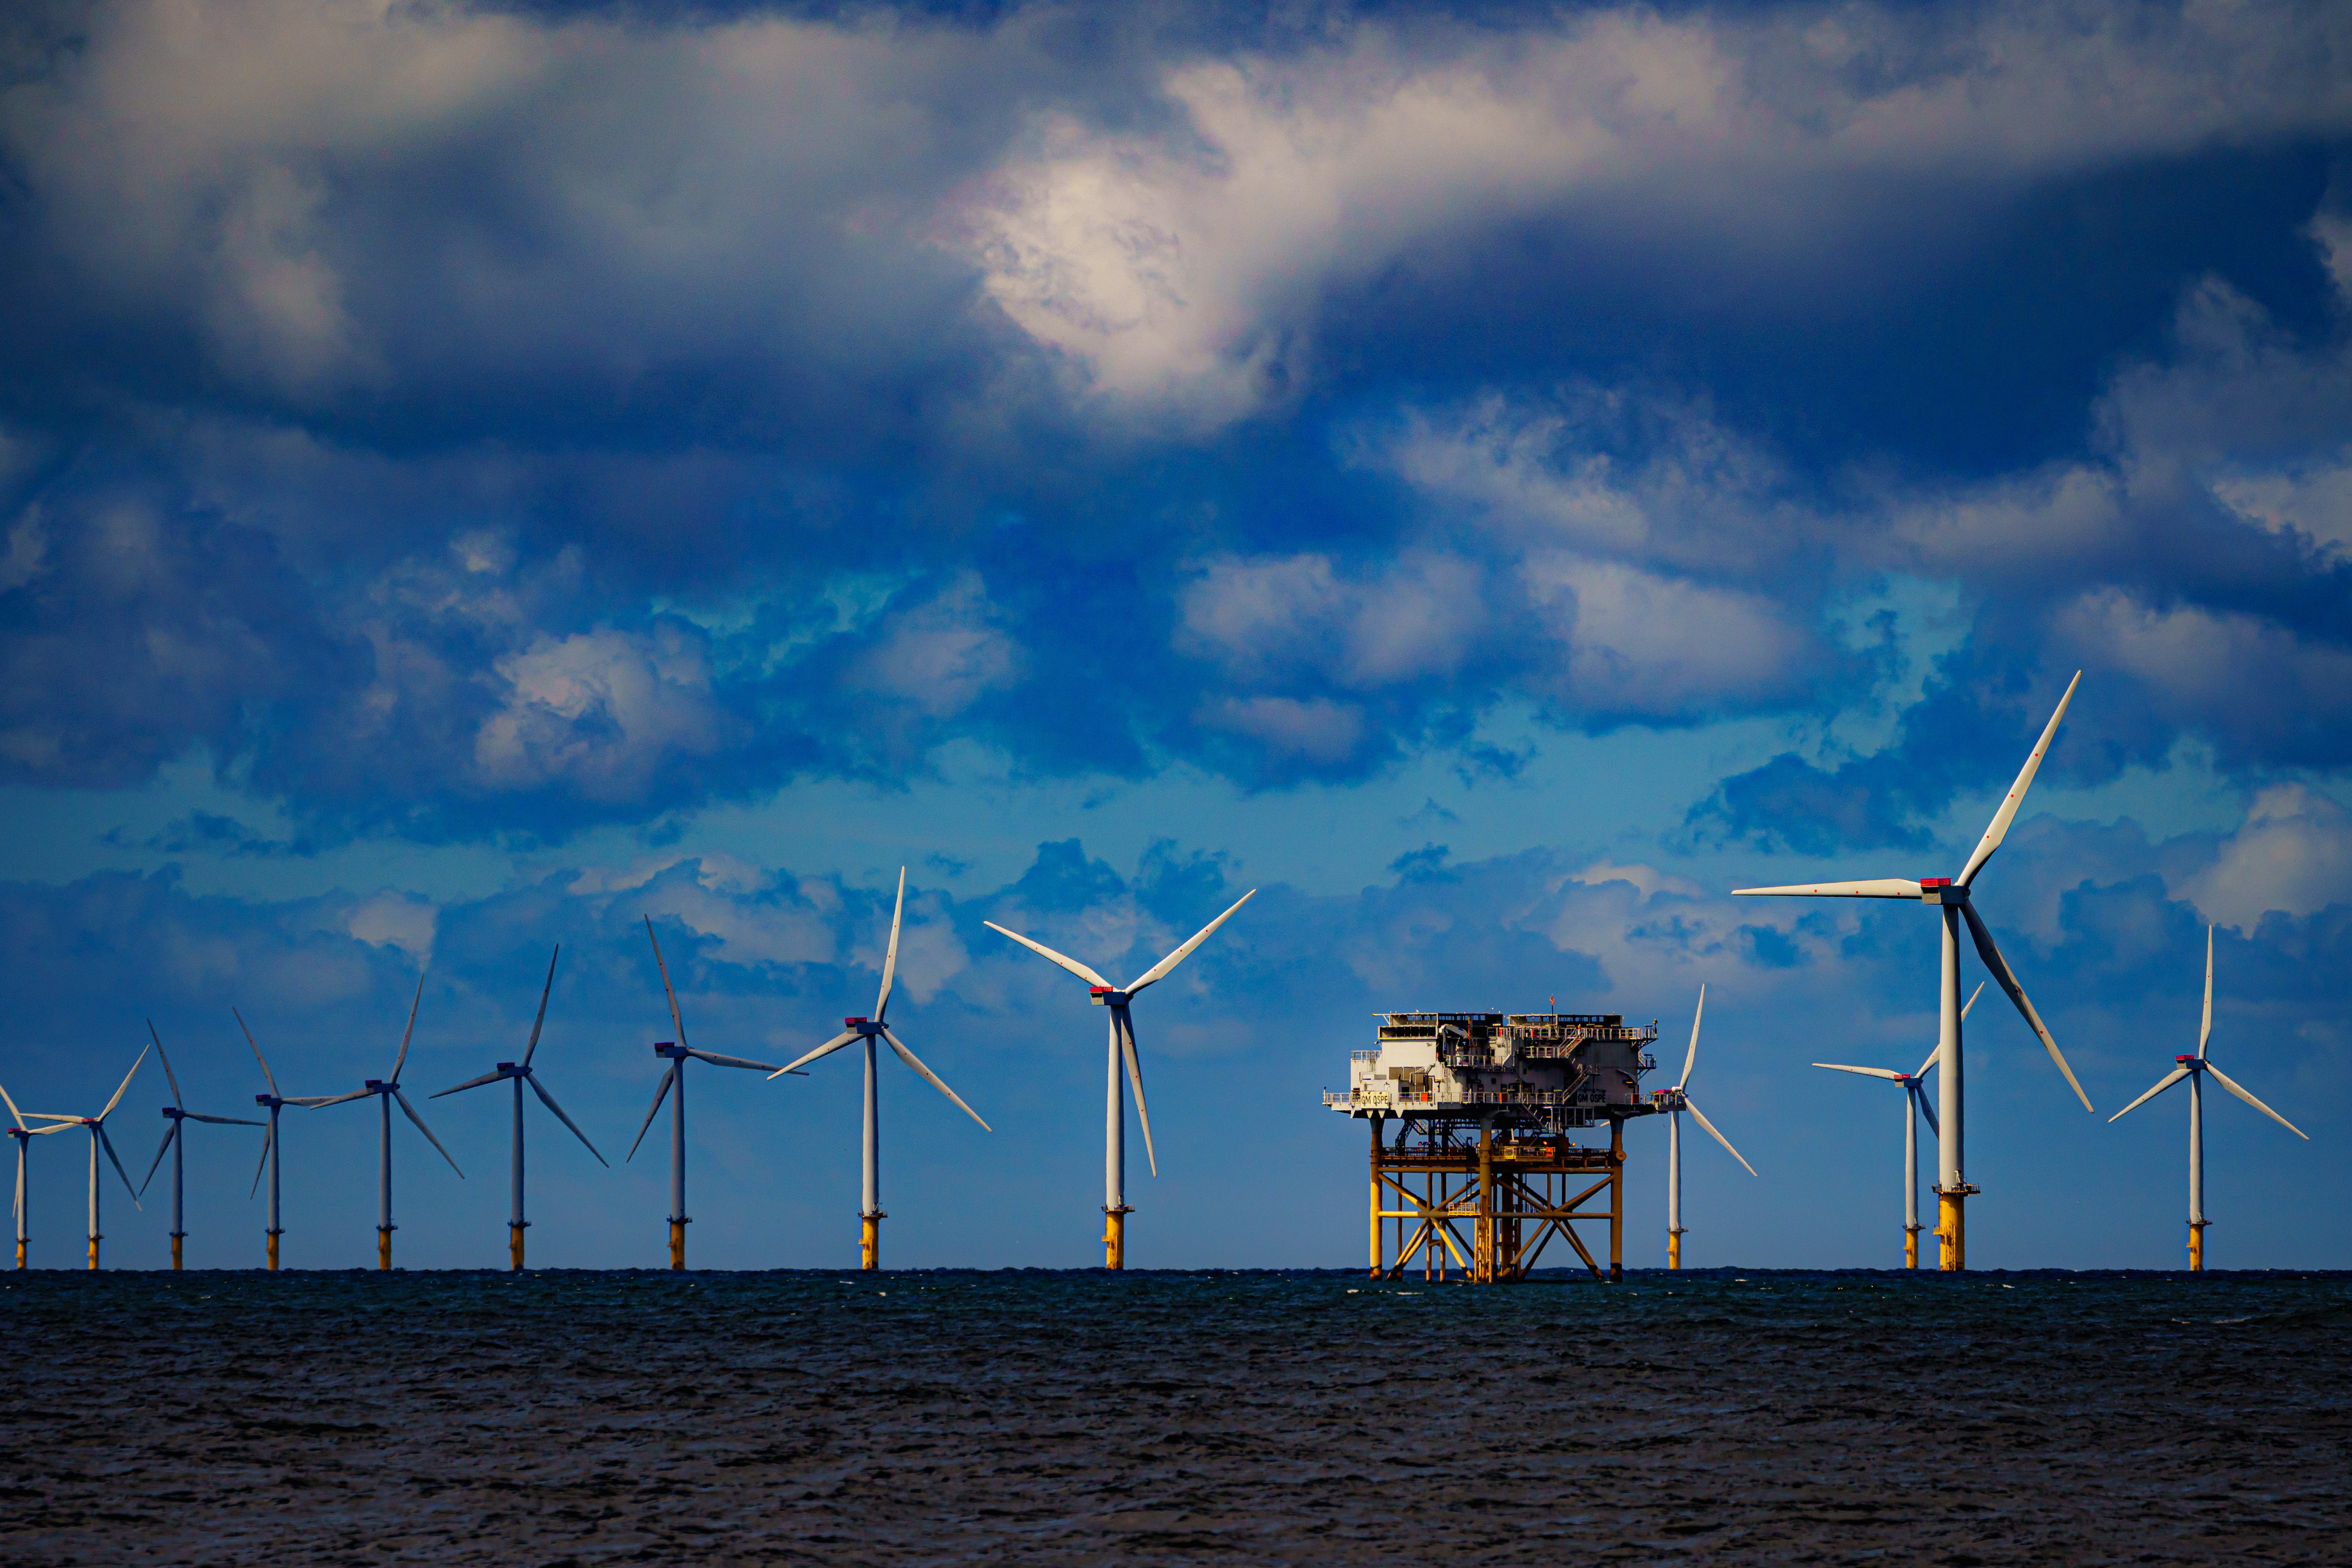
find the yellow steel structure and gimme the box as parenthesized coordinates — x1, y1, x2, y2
(266, 1231, 280, 1270)
(511, 1223, 528, 1271)
(861, 1212, 882, 1270)
(2189, 1219, 2207, 1273)
(87, 1234, 99, 1270)
(1104, 1205, 1129, 1269)
(669, 1219, 686, 1270)
(378, 1228, 393, 1270)
(1936, 1184, 1975, 1271)
(1367, 1116, 1626, 1283)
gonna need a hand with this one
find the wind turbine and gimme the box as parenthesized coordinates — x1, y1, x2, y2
(1814, 982, 1983, 1268)
(236, 1007, 323, 1270)
(985, 888, 1255, 1269)
(768, 870, 990, 1270)
(433, 945, 607, 1271)
(2109, 925, 2307, 1270)
(1657, 984, 1757, 1270)
(628, 916, 789, 1271)
(301, 977, 465, 1269)
(1735, 671, 2093, 1270)
(0, 1081, 72, 1268)
(16, 1046, 149, 1269)
(137, 1021, 265, 1270)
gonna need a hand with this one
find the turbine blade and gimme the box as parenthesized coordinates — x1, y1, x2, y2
(1913, 1082, 1939, 1138)
(1681, 1098, 1758, 1177)
(284, 1089, 372, 1108)
(1961, 901, 2093, 1112)
(771, 1030, 860, 1080)
(626, 1065, 676, 1162)
(1116, 1006, 1158, 1177)
(2203, 1062, 2309, 1140)
(875, 868, 906, 1023)
(98, 1125, 141, 1208)
(879, 1027, 991, 1131)
(2199, 925, 2214, 1060)
(1957, 670, 2081, 887)
(250, 1123, 273, 1199)
(1960, 979, 1986, 1020)
(431, 1068, 508, 1099)
(1679, 984, 1705, 1091)
(526, 1073, 608, 1167)
(1731, 879, 1922, 898)
(982, 921, 1111, 988)
(1913, 1043, 1942, 1080)
(100, 1044, 150, 1122)
(391, 973, 425, 1083)
(140, 1120, 179, 1196)
(2106, 1065, 2191, 1123)
(644, 916, 690, 1052)
(183, 1112, 267, 1126)
(684, 1048, 782, 1073)
(234, 1007, 281, 1097)
(1811, 1063, 1907, 1081)
(393, 1088, 463, 1177)
(148, 1021, 184, 1108)
(523, 945, 560, 1071)
(0, 1079, 26, 1133)
(1125, 889, 1257, 995)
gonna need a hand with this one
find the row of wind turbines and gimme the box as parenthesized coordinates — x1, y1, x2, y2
(2, 872, 1257, 1273)
(1661, 672, 2307, 1272)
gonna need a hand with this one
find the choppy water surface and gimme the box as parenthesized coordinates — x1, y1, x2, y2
(5, 1268, 2348, 1565)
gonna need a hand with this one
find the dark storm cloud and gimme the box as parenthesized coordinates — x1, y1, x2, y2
(3, 0, 2352, 843)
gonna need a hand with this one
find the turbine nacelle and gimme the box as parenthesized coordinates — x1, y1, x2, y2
(654, 1041, 687, 1060)
(1086, 988, 1132, 1008)
(842, 1017, 885, 1037)
(1917, 877, 1965, 903)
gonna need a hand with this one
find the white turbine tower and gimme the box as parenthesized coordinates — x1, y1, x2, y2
(769, 869, 990, 1270)
(137, 1021, 265, 1270)
(1814, 982, 1983, 1268)
(1735, 672, 2094, 1270)
(2109, 925, 2307, 1271)
(628, 916, 789, 1271)
(986, 888, 1255, 1269)
(300, 977, 465, 1269)
(17, 1045, 149, 1269)
(434, 946, 608, 1271)
(0, 1081, 72, 1268)
(1659, 984, 1757, 1270)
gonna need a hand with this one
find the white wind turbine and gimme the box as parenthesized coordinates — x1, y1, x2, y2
(986, 888, 1255, 1269)
(2109, 925, 2306, 1271)
(137, 1021, 265, 1270)
(17, 1045, 149, 1269)
(1736, 671, 2094, 1270)
(1814, 982, 1983, 1268)
(1659, 985, 1757, 1270)
(0, 1080, 72, 1269)
(235, 1007, 318, 1270)
(433, 946, 608, 1272)
(299, 977, 465, 1269)
(628, 916, 790, 1271)
(768, 869, 990, 1270)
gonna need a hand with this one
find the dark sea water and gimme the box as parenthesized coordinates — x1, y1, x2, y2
(5, 1268, 2348, 1565)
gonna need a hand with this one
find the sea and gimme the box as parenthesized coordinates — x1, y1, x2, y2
(5, 1268, 2347, 1565)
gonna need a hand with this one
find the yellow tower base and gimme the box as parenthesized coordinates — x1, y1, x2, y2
(266, 1231, 280, 1271)
(14, 1239, 24, 1270)
(510, 1224, 527, 1272)
(1104, 1205, 1130, 1270)
(860, 1212, 882, 1271)
(1903, 1223, 1921, 1270)
(669, 1220, 686, 1271)
(87, 1235, 99, 1270)
(2188, 1220, 2206, 1273)
(171, 1235, 183, 1271)
(1936, 1187, 1974, 1271)
(377, 1228, 393, 1271)
(1667, 1230, 1682, 1270)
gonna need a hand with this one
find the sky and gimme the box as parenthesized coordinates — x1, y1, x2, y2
(2, 0, 2349, 1273)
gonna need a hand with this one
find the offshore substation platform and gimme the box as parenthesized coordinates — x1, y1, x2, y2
(1325, 1010, 1661, 1282)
